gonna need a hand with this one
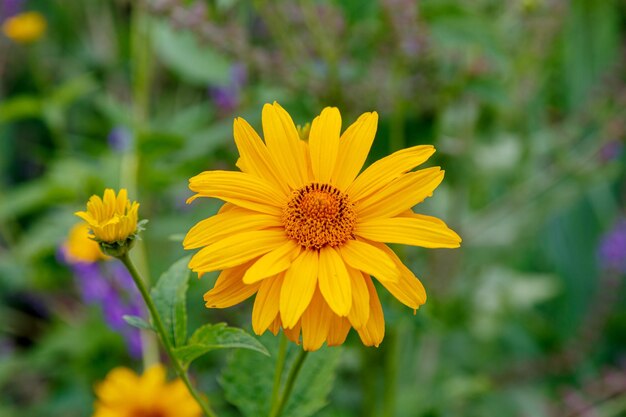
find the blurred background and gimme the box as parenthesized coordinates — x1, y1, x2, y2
(1, 0, 626, 416)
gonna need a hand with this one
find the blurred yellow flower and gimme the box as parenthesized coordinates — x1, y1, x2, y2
(93, 365, 202, 417)
(75, 188, 139, 244)
(184, 102, 461, 351)
(63, 222, 106, 264)
(1, 11, 46, 44)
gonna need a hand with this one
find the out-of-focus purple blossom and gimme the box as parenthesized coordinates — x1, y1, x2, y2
(107, 126, 132, 152)
(598, 219, 626, 273)
(1, 0, 23, 21)
(0, 337, 15, 358)
(59, 248, 145, 358)
(599, 140, 624, 163)
(102, 291, 129, 329)
(209, 64, 247, 114)
(73, 263, 111, 303)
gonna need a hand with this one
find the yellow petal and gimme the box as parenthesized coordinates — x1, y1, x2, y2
(116, 188, 128, 214)
(233, 117, 290, 195)
(161, 380, 203, 415)
(338, 239, 400, 283)
(252, 274, 283, 335)
(356, 167, 444, 221)
(94, 367, 140, 403)
(356, 276, 385, 347)
(355, 216, 461, 248)
(283, 320, 302, 345)
(333, 112, 378, 190)
(268, 315, 281, 335)
(309, 107, 341, 183)
(301, 288, 332, 351)
(327, 315, 351, 346)
(103, 189, 116, 218)
(262, 102, 309, 188)
(280, 250, 319, 328)
(74, 210, 95, 225)
(189, 230, 286, 273)
(243, 240, 301, 284)
(217, 202, 237, 213)
(204, 261, 260, 308)
(183, 209, 281, 249)
(188, 170, 285, 215)
(318, 246, 352, 316)
(140, 364, 167, 387)
(347, 267, 370, 329)
(347, 145, 436, 201)
(368, 241, 427, 309)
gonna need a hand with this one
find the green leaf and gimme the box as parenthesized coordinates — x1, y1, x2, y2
(0, 95, 42, 123)
(220, 334, 341, 417)
(174, 323, 269, 369)
(122, 315, 153, 331)
(153, 20, 231, 86)
(151, 256, 190, 347)
(47, 73, 98, 107)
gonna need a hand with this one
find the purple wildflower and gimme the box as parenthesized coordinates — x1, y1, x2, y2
(107, 126, 132, 152)
(59, 247, 145, 358)
(598, 219, 626, 273)
(209, 64, 247, 113)
(1, 0, 23, 21)
(0, 336, 15, 358)
(73, 262, 111, 304)
(599, 140, 624, 163)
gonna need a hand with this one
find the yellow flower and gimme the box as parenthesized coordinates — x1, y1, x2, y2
(184, 102, 461, 351)
(75, 189, 140, 244)
(63, 222, 106, 264)
(2, 12, 46, 44)
(93, 365, 202, 417)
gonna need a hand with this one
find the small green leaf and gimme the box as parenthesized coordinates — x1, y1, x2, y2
(174, 323, 269, 369)
(151, 256, 190, 347)
(122, 315, 153, 331)
(0, 95, 42, 123)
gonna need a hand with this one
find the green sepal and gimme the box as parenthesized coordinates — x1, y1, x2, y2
(122, 315, 153, 331)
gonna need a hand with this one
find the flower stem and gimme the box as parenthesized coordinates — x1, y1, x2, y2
(119, 254, 218, 417)
(269, 349, 309, 417)
(268, 334, 288, 416)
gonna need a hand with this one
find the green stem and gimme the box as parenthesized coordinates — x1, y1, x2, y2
(119, 254, 218, 417)
(269, 349, 309, 417)
(268, 334, 288, 416)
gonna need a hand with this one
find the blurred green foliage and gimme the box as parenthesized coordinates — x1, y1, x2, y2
(1, 0, 625, 416)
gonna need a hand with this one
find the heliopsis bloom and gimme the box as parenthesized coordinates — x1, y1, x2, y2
(63, 222, 107, 264)
(1, 11, 46, 43)
(184, 102, 461, 351)
(75, 189, 140, 255)
(93, 365, 201, 417)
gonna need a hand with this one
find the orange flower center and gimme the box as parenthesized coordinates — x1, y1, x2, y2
(283, 183, 356, 250)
